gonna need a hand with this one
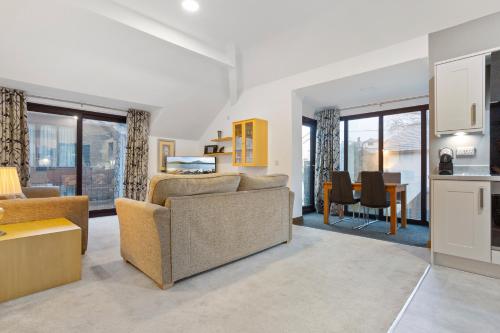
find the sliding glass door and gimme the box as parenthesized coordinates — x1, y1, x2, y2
(347, 117, 379, 182)
(339, 121, 345, 171)
(28, 112, 78, 196)
(302, 117, 316, 212)
(82, 119, 127, 211)
(383, 111, 423, 220)
(341, 105, 429, 225)
(28, 103, 127, 216)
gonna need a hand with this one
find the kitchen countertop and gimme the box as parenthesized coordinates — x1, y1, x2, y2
(430, 174, 500, 181)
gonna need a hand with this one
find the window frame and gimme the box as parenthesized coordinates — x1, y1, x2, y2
(27, 102, 127, 218)
(341, 104, 429, 225)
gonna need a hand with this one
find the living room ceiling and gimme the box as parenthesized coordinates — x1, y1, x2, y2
(109, 0, 500, 89)
(2, 0, 500, 140)
(0, 0, 229, 139)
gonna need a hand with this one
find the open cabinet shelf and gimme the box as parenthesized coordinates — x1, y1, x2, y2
(210, 137, 232, 143)
(204, 152, 232, 157)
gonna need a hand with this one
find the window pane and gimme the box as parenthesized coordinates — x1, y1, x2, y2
(426, 110, 430, 222)
(347, 117, 379, 181)
(234, 124, 243, 164)
(339, 121, 344, 171)
(383, 112, 422, 220)
(28, 112, 77, 196)
(82, 119, 127, 211)
(245, 122, 254, 163)
(302, 125, 312, 207)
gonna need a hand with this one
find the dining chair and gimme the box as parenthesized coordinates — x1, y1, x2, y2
(383, 172, 402, 204)
(382, 172, 401, 184)
(329, 171, 360, 225)
(354, 172, 362, 200)
(356, 171, 392, 233)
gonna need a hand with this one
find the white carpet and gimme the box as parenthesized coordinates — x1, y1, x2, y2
(0, 216, 429, 333)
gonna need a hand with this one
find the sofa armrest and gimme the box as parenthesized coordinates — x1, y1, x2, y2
(115, 198, 172, 289)
(0, 196, 89, 254)
(22, 186, 61, 198)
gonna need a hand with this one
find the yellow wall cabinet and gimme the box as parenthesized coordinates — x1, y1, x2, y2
(232, 118, 268, 167)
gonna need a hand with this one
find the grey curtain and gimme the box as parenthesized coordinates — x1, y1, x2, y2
(314, 107, 340, 213)
(124, 109, 150, 201)
(0, 88, 30, 186)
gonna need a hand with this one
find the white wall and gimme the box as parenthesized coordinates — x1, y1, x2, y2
(301, 99, 317, 119)
(200, 36, 428, 218)
(148, 136, 201, 179)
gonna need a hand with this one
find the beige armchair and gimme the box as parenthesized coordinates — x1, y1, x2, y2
(0, 187, 89, 254)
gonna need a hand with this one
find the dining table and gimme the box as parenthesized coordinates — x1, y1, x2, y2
(323, 181, 408, 235)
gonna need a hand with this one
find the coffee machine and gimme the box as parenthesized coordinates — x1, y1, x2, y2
(439, 147, 454, 175)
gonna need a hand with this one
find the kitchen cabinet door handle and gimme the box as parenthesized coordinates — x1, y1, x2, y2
(479, 187, 484, 210)
(471, 103, 477, 126)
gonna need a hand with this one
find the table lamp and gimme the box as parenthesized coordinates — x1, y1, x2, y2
(0, 167, 23, 236)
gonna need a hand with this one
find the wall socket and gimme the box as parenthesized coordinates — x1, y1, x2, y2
(456, 146, 476, 157)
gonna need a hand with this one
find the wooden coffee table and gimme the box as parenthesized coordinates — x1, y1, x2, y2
(0, 218, 81, 303)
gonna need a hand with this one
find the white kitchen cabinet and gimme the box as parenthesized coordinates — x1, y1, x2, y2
(435, 54, 486, 135)
(432, 180, 491, 262)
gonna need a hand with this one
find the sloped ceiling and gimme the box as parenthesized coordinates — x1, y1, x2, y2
(110, 0, 500, 89)
(0, 0, 228, 139)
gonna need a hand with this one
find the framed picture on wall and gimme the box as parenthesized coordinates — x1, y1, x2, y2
(158, 139, 176, 172)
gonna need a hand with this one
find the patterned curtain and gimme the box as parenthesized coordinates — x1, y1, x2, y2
(0, 88, 30, 186)
(314, 107, 340, 213)
(124, 109, 150, 201)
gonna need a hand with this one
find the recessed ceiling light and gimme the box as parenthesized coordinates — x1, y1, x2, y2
(182, 0, 200, 12)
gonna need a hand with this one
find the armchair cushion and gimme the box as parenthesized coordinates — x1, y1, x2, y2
(22, 186, 60, 199)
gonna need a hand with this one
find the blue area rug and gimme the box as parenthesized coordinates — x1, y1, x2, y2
(302, 213, 429, 248)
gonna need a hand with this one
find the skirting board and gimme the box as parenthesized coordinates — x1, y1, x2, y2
(434, 252, 500, 279)
(292, 216, 304, 225)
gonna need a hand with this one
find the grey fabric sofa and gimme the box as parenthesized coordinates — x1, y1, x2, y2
(115, 173, 294, 289)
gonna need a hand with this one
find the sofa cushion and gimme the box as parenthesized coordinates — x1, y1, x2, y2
(147, 173, 241, 205)
(238, 174, 289, 191)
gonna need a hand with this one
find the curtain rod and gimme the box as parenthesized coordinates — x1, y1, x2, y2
(338, 95, 429, 112)
(27, 94, 129, 113)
